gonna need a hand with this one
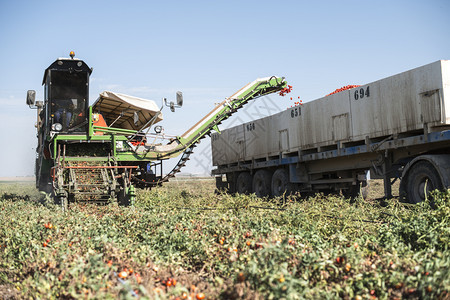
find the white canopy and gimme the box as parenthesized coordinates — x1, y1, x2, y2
(92, 91, 163, 131)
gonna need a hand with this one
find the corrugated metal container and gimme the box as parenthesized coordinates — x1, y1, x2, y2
(298, 91, 352, 149)
(212, 60, 450, 166)
(211, 126, 245, 166)
(244, 117, 270, 160)
(351, 60, 450, 140)
(444, 61, 450, 124)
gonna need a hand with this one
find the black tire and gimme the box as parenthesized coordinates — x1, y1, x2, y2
(361, 184, 369, 199)
(214, 176, 228, 193)
(405, 161, 444, 204)
(118, 189, 131, 206)
(252, 169, 272, 198)
(271, 168, 292, 198)
(236, 172, 253, 194)
(38, 174, 53, 194)
(343, 181, 369, 200)
(226, 173, 237, 194)
(61, 196, 68, 211)
(54, 193, 68, 211)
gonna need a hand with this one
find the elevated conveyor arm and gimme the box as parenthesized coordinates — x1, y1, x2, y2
(147, 76, 287, 159)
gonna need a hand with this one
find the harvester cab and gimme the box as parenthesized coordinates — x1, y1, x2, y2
(28, 51, 91, 134)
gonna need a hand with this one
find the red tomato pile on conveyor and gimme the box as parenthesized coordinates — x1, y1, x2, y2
(326, 85, 360, 96)
(279, 85, 293, 96)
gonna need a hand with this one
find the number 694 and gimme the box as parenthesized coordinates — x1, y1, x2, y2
(354, 86, 370, 100)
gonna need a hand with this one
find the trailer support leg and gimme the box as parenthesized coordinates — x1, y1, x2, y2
(383, 151, 393, 198)
(383, 175, 392, 199)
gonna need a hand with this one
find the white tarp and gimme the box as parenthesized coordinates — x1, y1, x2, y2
(92, 91, 163, 131)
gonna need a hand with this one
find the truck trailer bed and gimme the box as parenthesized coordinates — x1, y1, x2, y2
(212, 60, 450, 167)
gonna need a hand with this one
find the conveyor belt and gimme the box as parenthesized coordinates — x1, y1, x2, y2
(132, 76, 287, 187)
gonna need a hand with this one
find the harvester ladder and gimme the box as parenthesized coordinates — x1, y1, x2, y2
(161, 144, 196, 182)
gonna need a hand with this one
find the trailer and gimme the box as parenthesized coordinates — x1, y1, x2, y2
(27, 52, 287, 209)
(211, 60, 450, 203)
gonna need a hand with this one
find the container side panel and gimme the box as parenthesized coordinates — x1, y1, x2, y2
(351, 60, 447, 141)
(442, 60, 450, 124)
(233, 125, 246, 162)
(332, 113, 350, 141)
(268, 110, 296, 156)
(211, 125, 245, 166)
(211, 131, 228, 166)
(299, 91, 351, 149)
(286, 107, 301, 152)
(244, 117, 269, 160)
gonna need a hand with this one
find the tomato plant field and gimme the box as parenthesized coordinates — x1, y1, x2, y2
(0, 179, 449, 299)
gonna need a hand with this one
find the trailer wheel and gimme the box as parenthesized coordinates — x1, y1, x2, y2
(236, 172, 253, 194)
(271, 168, 292, 198)
(226, 173, 237, 194)
(253, 170, 272, 198)
(404, 161, 444, 204)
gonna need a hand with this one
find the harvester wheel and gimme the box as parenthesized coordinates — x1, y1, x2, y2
(54, 192, 68, 211)
(117, 172, 134, 206)
(118, 189, 131, 206)
(37, 172, 52, 194)
(252, 170, 272, 198)
(61, 196, 68, 211)
(40, 181, 52, 194)
(236, 172, 253, 194)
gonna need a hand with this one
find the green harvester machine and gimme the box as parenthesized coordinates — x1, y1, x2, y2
(26, 52, 287, 209)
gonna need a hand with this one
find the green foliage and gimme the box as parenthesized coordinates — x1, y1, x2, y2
(380, 191, 450, 251)
(0, 181, 449, 299)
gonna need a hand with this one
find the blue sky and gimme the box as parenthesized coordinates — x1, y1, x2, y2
(0, 0, 449, 177)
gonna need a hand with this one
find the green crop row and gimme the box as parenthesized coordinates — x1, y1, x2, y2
(0, 181, 448, 299)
